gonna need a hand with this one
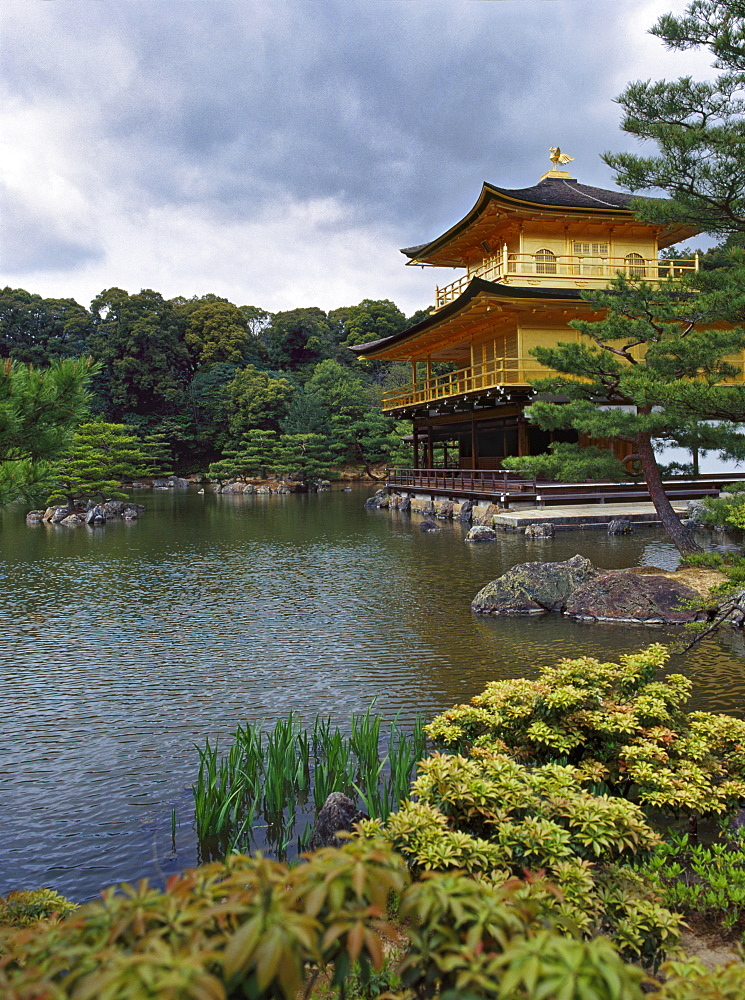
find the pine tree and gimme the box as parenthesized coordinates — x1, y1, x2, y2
(0, 357, 96, 505)
(505, 2, 745, 555)
(503, 274, 745, 555)
(604, 0, 745, 236)
(274, 433, 332, 485)
(48, 421, 153, 509)
(207, 429, 279, 482)
(140, 431, 174, 478)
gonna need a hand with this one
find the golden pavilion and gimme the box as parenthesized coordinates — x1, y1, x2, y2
(351, 152, 699, 485)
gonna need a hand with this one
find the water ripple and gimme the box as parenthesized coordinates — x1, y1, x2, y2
(0, 489, 742, 899)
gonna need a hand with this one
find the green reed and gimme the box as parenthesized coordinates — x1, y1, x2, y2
(193, 706, 427, 862)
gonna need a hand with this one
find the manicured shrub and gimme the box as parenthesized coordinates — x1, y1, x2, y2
(0, 888, 77, 928)
(425, 645, 745, 818)
(0, 840, 649, 1000)
(361, 752, 682, 967)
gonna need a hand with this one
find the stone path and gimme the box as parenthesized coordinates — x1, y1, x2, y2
(492, 501, 689, 531)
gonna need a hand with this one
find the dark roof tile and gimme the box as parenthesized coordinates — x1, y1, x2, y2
(494, 177, 635, 209)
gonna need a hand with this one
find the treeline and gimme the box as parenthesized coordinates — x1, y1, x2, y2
(0, 287, 428, 474)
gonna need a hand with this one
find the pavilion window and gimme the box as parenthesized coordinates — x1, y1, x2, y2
(535, 248, 557, 274)
(625, 252, 646, 276)
(573, 242, 609, 256)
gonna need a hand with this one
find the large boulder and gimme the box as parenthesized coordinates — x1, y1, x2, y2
(411, 497, 435, 516)
(364, 488, 388, 508)
(59, 514, 83, 526)
(472, 503, 502, 526)
(472, 555, 598, 615)
(85, 505, 106, 525)
(454, 500, 473, 522)
(687, 499, 708, 525)
(434, 500, 454, 519)
(566, 572, 701, 623)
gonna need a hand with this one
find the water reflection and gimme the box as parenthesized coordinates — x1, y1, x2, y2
(0, 488, 743, 899)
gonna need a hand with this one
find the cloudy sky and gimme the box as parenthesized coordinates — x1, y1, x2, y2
(0, 0, 714, 317)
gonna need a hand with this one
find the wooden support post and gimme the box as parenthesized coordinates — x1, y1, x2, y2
(413, 426, 419, 470)
(517, 417, 529, 457)
(471, 417, 479, 471)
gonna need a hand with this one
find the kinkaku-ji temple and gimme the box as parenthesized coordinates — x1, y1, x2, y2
(351, 149, 737, 508)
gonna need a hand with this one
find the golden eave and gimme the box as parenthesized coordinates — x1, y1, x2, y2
(405, 182, 698, 268)
(356, 283, 599, 363)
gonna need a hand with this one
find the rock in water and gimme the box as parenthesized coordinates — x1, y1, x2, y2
(525, 522, 555, 537)
(465, 525, 496, 543)
(565, 572, 701, 623)
(309, 793, 367, 849)
(471, 555, 598, 615)
(420, 520, 440, 532)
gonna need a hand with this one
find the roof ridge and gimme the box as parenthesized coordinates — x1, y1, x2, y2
(559, 179, 619, 207)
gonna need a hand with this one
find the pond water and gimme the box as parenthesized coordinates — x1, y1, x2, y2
(1, 486, 744, 901)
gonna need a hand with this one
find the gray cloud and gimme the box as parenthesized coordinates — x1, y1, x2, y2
(0, 0, 703, 309)
(0, 185, 104, 274)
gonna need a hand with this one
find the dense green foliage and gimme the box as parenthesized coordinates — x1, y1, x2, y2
(0, 889, 77, 929)
(425, 645, 745, 817)
(502, 442, 630, 482)
(0, 842, 648, 999)
(638, 828, 745, 937)
(361, 752, 681, 967)
(47, 420, 154, 507)
(0, 287, 412, 477)
(0, 356, 97, 505)
(699, 481, 745, 532)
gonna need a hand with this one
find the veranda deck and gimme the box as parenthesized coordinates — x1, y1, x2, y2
(386, 467, 744, 507)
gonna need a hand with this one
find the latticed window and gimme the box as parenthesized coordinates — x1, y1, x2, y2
(535, 248, 557, 274)
(625, 252, 646, 276)
(573, 242, 609, 256)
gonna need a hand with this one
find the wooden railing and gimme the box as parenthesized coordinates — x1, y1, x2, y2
(434, 255, 698, 308)
(387, 467, 538, 495)
(382, 358, 549, 410)
(385, 468, 727, 505)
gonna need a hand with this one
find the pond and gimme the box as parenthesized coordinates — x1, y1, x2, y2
(1, 486, 744, 901)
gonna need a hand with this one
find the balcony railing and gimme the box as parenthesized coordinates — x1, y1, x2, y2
(382, 353, 745, 411)
(382, 357, 549, 410)
(434, 255, 698, 309)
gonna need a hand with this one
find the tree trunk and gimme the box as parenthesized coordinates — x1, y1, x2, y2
(636, 432, 701, 555)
